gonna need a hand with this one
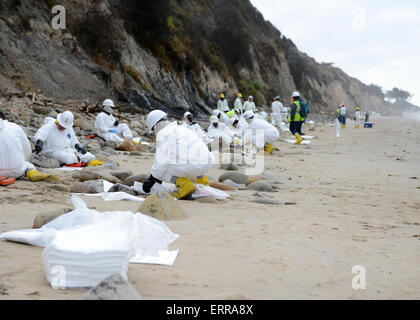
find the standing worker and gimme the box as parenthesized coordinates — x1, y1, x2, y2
(271, 96, 284, 128)
(217, 94, 229, 112)
(289, 92, 306, 145)
(354, 107, 361, 128)
(143, 110, 215, 200)
(234, 93, 244, 114)
(243, 96, 257, 113)
(339, 103, 347, 128)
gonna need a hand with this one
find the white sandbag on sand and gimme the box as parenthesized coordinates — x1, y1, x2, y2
(285, 139, 312, 145)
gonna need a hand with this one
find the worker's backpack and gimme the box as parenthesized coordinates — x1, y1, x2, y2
(299, 100, 309, 118)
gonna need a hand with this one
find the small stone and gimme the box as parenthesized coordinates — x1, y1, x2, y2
(246, 181, 274, 192)
(33, 106, 50, 115)
(245, 176, 266, 186)
(95, 152, 110, 162)
(51, 184, 68, 192)
(72, 171, 80, 180)
(30, 154, 60, 169)
(139, 192, 185, 221)
(69, 182, 96, 194)
(83, 180, 105, 193)
(103, 147, 118, 155)
(130, 151, 142, 156)
(222, 179, 241, 189)
(218, 172, 249, 185)
(210, 181, 236, 191)
(116, 140, 142, 152)
(82, 274, 142, 300)
(73, 118, 94, 131)
(108, 184, 137, 196)
(33, 208, 73, 228)
(123, 174, 149, 187)
(110, 171, 132, 181)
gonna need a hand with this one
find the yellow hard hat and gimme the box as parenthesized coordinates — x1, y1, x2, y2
(238, 93, 243, 98)
(220, 93, 225, 98)
(356, 107, 360, 111)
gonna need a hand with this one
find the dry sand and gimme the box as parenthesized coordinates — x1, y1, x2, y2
(0, 116, 419, 300)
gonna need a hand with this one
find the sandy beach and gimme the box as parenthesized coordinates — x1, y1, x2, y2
(1, 116, 419, 300)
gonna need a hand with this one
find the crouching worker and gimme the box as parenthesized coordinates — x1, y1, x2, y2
(142, 110, 215, 200)
(34, 111, 102, 167)
(0, 111, 58, 183)
(95, 99, 133, 143)
(242, 111, 280, 154)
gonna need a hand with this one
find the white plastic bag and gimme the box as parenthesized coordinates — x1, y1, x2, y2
(335, 118, 341, 138)
(192, 185, 230, 200)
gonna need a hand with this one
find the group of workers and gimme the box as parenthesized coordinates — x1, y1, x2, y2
(336, 103, 365, 129)
(0, 90, 309, 199)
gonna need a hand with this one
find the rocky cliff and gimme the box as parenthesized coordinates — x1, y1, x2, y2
(0, 0, 399, 118)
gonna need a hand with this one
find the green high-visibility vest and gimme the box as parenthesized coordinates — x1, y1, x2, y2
(226, 110, 235, 118)
(289, 101, 304, 122)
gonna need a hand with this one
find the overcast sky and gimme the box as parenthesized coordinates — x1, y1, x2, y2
(250, 0, 420, 106)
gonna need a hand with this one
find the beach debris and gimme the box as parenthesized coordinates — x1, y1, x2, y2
(219, 172, 249, 185)
(246, 180, 274, 192)
(33, 208, 73, 228)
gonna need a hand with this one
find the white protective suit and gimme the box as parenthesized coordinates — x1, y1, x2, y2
(0, 120, 35, 178)
(207, 122, 233, 146)
(95, 112, 133, 143)
(243, 101, 257, 113)
(217, 99, 229, 112)
(181, 120, 208, 144)
(34, 122, 95, 165)
(340, 106, 347, 116)
(234, 98, 243, 114)
(271, 101, 284, 127)
(243, 117, 280, 150)
(355, 110, 361, 127)
(151, 122, 214, 182)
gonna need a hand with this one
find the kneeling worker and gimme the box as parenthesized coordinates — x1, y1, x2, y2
(34, 111, 102, 166)
(0, 110, 58, 182)
(95, 99, 133, 143)
(142, 110, 215, 200)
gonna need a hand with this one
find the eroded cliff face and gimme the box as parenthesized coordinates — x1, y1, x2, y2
(0, 0, 396, 117)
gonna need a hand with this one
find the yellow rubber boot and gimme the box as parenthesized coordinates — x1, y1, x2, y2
(171, 178, 196, 200)
(88, 159, 105, 167)
(26, 170, 59, 182)
(295, 134, 303, 145)
(355, 125, 360, 129)
(264, 143, 275, 154)
(195, 176, 210, 186)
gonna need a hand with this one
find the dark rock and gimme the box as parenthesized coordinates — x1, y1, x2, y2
(82, 274, 142, 300)
(108, 184, 137, 196)
(218, 172, 249, 185)
(69, 182, 96, 194)
(123, 174, 149, 187)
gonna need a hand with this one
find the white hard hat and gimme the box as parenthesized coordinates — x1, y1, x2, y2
(248, 96, 254, 100)
(210, 115, 218, 124)
(184, 111, 192, 119)
(292, 91, 300, 98)
(243, 110, 255, 120)
(57, 111, 74, 129)
(146, 110, 168, 132)
(103, 99, 115, 107)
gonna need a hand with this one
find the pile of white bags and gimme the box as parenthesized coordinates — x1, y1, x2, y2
(0, 196, 180, 289)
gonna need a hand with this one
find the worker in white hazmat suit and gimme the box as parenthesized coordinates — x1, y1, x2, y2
(207, 115, 233, 146)
(217, 94, 229, 112)
(142, 110, 215, 200)
(213, 109, 231, 127)
(34, 111, 100, 166)
(354, 107, 361, 128)
(181, 111, 208, 143)
(243, 96, 257, 113)
(242, 111, 280, 154)
(234, 93, 243, 114)
(95, 99, 133, 143)
(271, 96, 284, 127)
(0, 112, 58, 182)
